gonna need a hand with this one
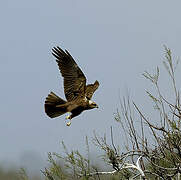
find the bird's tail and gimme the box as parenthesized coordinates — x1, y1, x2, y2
(45, 92, 67, 118)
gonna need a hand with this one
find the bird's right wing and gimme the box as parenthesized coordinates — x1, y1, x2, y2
(52, 47, 86, 102)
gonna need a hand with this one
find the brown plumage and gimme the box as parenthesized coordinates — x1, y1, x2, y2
(45, 46, 99, 126)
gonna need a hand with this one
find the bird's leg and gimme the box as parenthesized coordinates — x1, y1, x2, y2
(66, 112, 71, 119)
(66, 112, 72, 126)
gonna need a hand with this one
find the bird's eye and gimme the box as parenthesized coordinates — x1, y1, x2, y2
(86, 97, 90, 100)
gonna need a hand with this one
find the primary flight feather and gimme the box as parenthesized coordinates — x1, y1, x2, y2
(45, 46, 99, 126)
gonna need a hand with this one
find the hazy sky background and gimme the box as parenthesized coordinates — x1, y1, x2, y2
(1, 0, 181, 173)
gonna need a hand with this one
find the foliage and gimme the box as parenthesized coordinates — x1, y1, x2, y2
(0, 166, 41, 180)
(0, 166, 20, 180)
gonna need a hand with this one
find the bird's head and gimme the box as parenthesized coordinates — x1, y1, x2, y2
(88, 100, 99, 109)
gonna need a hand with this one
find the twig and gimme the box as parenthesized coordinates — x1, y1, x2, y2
(41, 168, 54, 180)
(79, 156, 146, 179)
(79, 170, 117, 177)
(110, 126, 118, 156)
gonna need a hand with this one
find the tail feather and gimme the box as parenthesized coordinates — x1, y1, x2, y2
(45, 92, 67, 118)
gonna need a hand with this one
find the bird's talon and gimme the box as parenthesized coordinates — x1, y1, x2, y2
(66, 121, 71, 126)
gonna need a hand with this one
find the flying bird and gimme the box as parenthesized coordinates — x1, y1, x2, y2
(45, 46, 99, 126)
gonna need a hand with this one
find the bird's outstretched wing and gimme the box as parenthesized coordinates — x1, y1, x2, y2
(52, 46, 86, 102)
(85, 80, 99, 100)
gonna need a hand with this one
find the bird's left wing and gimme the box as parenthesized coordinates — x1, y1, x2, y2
(85, 80, 99, 100)
(52, 46, 86, 102)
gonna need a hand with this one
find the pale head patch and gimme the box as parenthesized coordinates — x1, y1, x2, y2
(88, 100, 94, 105)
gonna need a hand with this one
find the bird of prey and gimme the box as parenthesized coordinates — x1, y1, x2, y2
(45, 46, 99, 126)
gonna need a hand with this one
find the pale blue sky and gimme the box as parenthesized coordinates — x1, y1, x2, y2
(1, 0, 181, 172)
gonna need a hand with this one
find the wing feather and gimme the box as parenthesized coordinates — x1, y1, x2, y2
(85, 80, 99, 99)
(52, 46, 86, 102)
